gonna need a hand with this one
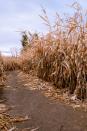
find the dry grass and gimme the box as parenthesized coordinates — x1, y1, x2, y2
(0, 54, 20, 85)
(0, 53, 3, 76)
(0, 113, 29, 131)
(19, 3, 87, 100)
(0, 53, 5, 85)
(2, 56, 20, 71)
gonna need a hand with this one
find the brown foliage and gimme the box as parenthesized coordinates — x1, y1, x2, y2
(19, 3, 87, 99)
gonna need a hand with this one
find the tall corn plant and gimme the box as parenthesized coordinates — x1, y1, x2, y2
(20, 2, 87, 100)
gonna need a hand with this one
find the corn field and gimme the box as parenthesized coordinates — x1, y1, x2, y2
(19, 3, 87, 100)
(0, 3, 87, 100)
(0, 53, 20, 85)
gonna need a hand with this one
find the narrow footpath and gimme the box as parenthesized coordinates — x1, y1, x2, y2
(0, 71, 87, 131)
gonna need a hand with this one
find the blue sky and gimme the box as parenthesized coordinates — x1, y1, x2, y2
(0, 0, 87, 55)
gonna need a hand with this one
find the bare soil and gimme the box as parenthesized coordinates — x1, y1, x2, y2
(0, 71, 87, 131)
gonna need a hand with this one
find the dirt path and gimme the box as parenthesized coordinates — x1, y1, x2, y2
(1, 71, 87, 131)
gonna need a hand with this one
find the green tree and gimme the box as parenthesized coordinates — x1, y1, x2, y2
(21, 32, 29, 48)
